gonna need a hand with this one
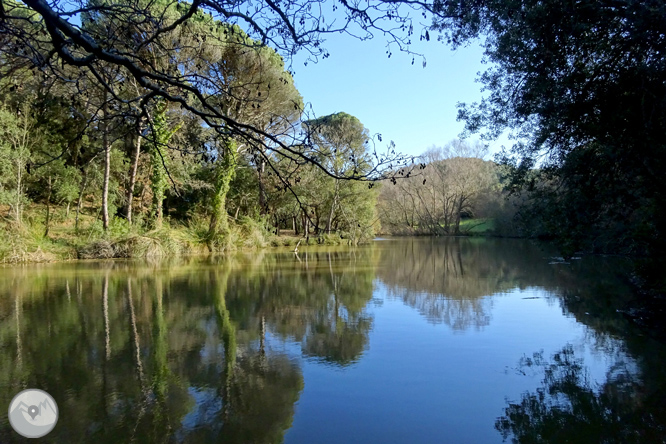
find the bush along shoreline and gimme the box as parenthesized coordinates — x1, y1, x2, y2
(0, 209, 375, 264)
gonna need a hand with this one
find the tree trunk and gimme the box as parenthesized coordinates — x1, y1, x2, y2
(75, 167, 89, 233)
(126, 278, 146, 391)
(15, 291, 22, 369)
(314, 208, 320, 234)
(44, 176, 53, 237)
(102, 98, 111, 232)
(14, 151, 22, 225)
(207, 144, 237, 248)
(326, 181, 340, 234)
(126, 124, 143, 225)
(454, 196, 464, 234)
(260, 315, 266, 356)
(257, 157, 268, 215)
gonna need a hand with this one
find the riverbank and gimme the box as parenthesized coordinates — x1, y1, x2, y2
(0, 206, 368, 264)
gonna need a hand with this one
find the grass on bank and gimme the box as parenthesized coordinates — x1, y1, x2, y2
(459, 218, 495, 234)
(380, 218, 497, 236)
(0, 205, 361, 264)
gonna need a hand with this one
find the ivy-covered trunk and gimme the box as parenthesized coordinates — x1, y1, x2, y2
(150, 103, 177, 229)
(150, 141, 167, 229)
(207, 140, 237, 249)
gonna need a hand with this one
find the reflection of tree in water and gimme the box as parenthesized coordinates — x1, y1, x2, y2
(375, 238, 641, 334)
(376, 238, 534, 330)
(0, 264, 308, 443)
(178, 268, 304, 444)
(496, 345, 666, 444)
(221, 353, 303, 443)
(302, 251, 373, 365)
(225, 249, 377, 367)
(399, 289, 492, 330)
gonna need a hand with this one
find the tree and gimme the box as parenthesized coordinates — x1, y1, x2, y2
(432, 0, 666, 255)
(304, 112, 374, 236)
(207, 138, 238, 247)
(0, 107, 41, 224)
(0, 0, 415, 191)
(378, 139, 499, 235)
(148, 101, 180, 228)
(207, 31, 303, 214)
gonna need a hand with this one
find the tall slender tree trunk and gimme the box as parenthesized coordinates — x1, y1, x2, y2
(75, 167, 89, 233)
(44, 176, 53, 237)
(15, 161, 21, 224)
(102, 97, 111, 232)
(127, 278, 145, 386)
(126, 123, 143, 225)
(15, 291, 22, 369)
(326, 181, 340, 234)
(257, 157, 268, 215)
(260, 315, 266, 356)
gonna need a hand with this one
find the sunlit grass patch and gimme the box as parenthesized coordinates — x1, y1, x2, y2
(459, 218, 495, 234)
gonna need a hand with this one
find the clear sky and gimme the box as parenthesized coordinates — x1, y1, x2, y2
(290, 32, 510, 159)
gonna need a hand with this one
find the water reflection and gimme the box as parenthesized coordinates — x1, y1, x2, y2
(375, 238, 637, 332)
(0, 240, 664, 443)
(224, 250, 376, 367)
(497, 345, 666, 443)
(376, 238, 558, 329)
(0, 249, 377, 442)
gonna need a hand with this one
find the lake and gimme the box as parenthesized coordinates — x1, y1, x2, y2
(1, 238, 665, 443)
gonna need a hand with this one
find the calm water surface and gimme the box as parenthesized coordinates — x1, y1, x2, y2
(1, 238, 665, 443)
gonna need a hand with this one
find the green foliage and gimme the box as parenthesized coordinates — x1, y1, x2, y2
(0, 6, 399, 260)
(53, 165, 82, 208)
(297, 112, 378, 242)
(0, 107, 41, 224)
(435, 0, 666, 255)
(206, 140, 238, 250)
(149, 101, 180, 228)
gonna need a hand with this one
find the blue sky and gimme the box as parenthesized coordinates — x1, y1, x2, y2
(291, 32, 511, 159)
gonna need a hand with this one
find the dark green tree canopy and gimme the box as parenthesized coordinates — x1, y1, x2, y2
(431, 0, 666, 254)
